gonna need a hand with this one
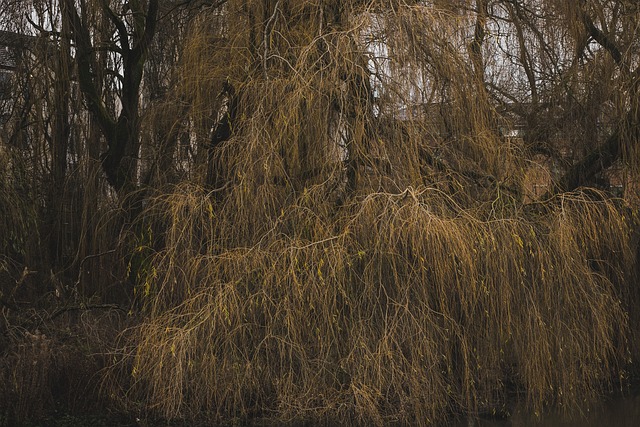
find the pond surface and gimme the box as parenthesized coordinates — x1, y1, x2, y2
(449, 392, 640, 427)
(25, 391, 640, 426)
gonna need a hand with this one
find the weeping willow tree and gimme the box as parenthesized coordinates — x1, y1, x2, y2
(101, 0, 640, 425)
(0, 0, 639, 425)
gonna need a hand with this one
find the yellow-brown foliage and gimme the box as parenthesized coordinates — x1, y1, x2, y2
(115, 185, 633, 425)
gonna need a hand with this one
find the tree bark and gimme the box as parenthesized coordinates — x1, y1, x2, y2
(47, 2, 72, 270)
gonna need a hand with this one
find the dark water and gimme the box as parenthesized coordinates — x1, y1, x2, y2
(449, 393, 640, 427)
(22, 393, 640, 426)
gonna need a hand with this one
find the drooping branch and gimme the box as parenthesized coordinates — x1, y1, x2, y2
(206, 79, 237, 191)
(506, 1, 538, 104)
(132, 0, 159, 59)
(100, 0, 131, 52)
(469, 0, 487, 79)
(578, 2, 623, 68)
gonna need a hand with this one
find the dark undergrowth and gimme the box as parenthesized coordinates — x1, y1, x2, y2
(0, 305, 134, 426)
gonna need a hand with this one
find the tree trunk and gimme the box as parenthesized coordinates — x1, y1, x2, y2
(47, 5, 72, 270)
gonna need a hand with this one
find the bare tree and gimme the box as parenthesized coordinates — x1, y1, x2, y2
(63, 0, 158, 204)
